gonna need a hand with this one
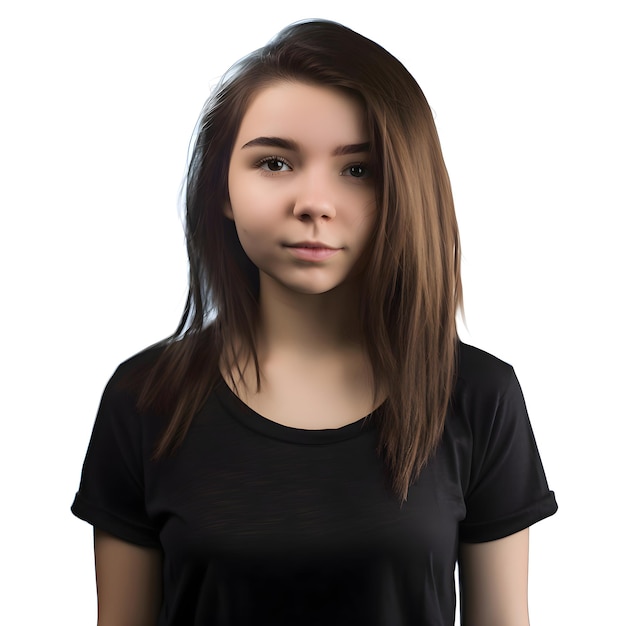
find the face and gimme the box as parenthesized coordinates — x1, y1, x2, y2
(226, 81, 376, 297)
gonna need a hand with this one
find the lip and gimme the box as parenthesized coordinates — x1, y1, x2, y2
(284, 241, 341, 261)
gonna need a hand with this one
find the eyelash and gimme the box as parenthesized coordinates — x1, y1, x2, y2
(253, 156, 371, 179)
(340, 163, 370, 179)
(254, 156, 293, 174)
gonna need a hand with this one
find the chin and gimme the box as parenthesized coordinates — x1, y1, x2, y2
(292, 279, 357, 297)
(260, 269, 354, 298)
(268, 277, 341, 296)
(290, 285, 339, 296)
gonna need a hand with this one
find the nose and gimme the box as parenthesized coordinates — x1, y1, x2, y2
(292, 169, 336, 222)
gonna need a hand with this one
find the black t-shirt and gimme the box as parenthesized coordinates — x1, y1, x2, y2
(71, 342, 557, 625)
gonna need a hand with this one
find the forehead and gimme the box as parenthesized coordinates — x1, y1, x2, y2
(235, 81, 368, 147)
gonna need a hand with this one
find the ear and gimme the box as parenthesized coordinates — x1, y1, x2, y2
(223, 201, 234, 220)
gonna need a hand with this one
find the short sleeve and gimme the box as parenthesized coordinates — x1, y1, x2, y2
(459, 366, 557, 543)
(71, 367, 160, 547)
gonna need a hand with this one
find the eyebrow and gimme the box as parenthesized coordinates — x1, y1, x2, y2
(241, 136, 370, 156)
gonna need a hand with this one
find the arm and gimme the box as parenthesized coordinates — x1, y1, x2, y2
(458, 528, 530, 626)
(94, 529, 163, 626)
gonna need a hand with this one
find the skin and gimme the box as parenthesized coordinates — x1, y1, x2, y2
(94, 529, 161, 626)
(225, 81, 377, 299)
(94, 81, 532, 625)
(459, 528, 530, 625)
(224, 81, 380, 427)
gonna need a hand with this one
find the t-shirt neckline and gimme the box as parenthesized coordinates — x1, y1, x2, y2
(215, 378, 377, 445)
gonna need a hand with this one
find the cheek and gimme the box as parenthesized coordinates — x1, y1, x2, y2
(230, 199, 274, 236)
(227, 196, 277, 259)
(349, 195, 377, 237)
(228, 168, 278, 224)
(226, 164, 257, 221)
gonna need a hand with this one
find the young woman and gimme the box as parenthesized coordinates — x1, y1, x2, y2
(72, 19, 557, 626)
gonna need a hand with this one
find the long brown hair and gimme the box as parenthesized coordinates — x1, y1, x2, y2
(138, 19, 462, 503)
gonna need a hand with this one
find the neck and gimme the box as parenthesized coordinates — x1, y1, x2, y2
(256, 275, 363, 357)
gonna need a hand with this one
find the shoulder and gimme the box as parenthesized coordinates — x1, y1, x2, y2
(111, 342, 167, 384)
(106, 328, 220, 421)
(89, 343, 173, 450)
(455, 341, 516, 402)
(103, 342, 167, 402)
(93, 341, 176, 425)
(451, 342, 532, 446)
(451, 342, 526, 433)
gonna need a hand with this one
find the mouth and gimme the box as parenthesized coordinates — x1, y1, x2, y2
(283, 242, 341, 261)
(285, 241, 340, 250)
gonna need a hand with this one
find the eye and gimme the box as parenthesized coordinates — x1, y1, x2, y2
(255, 156, 293, 173)
(341, 163, 370, 179)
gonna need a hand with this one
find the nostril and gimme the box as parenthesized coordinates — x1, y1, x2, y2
(292, 199, 336, 220)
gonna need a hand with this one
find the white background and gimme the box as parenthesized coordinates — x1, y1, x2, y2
(1, 1, 624, 623)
